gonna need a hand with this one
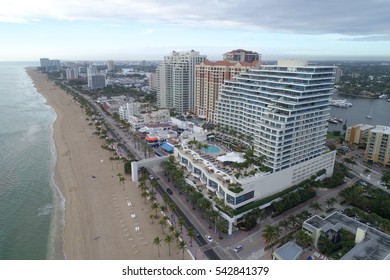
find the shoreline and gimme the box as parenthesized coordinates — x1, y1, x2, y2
(26, 68, 189, 259)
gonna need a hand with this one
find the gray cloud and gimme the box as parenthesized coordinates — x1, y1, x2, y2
(1, 0, 389, 36)
(340, 35, 390, 41)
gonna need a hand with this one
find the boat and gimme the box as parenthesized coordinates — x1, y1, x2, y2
(379, 94, 388, 99)
(388, 98, 390, 102)
(330, 99, 352, 108)
(365, 115, 372, 119)
(327, 118, 338, 124)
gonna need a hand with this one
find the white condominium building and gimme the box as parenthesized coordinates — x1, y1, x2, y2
(216, 60, 335, 173)
(156, 50, 206, 114)
(365, 125, 390, 166)
(195, 60, 260, 122)
(65, 68, 78, 80)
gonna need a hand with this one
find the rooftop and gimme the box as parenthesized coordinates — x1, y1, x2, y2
(305, 212, 390, 260)
(371, 125, 390, 135)
(273, 241, 303, 260)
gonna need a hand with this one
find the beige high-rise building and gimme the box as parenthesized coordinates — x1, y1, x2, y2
(195, 60, 260, 122)
(365, 125, 390, 166)
(223, 49, 261, 63)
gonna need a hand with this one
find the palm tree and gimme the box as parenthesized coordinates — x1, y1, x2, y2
(295, 230, 313, 248)
(153, 237, 162, 257)
(164, 234, 173, 256)
(169, 202, 176, 222)
(141, 190, 149, 204)
(160, 204, 167, 214)
(287, 215, 299, 230)
(326, 197, 337, 209)
(116, 173, 123, 185)
(159, 216, 168, 234)
(116, 173, 126, 190)
(187, 227, 194, 247)
(173, 230, 180, 246)
(151, 202, 160, 217)
(309, 201, 322, 214)
(150, 179, 159, 193)
(178, 240, 186, 260)
(251, 208, 265, 224)
(278, 219, 290, 234)
(178, 217, 185, 233)
(262, 225, 281, 253)
(169, 225, 175, 233)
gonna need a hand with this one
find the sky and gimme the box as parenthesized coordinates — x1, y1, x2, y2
(1, 0, 390, 61)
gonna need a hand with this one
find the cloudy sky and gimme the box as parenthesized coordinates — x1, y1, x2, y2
(1, 0, 389, 61)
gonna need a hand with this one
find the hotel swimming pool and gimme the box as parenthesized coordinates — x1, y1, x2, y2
(201, 145, 221, 154)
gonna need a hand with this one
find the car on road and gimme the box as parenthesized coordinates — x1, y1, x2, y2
(205, 235, 213, 242)
(148, 174, 154, 180)
(360, 181, 367, 187)
(233, 245, 243, 253)
(166, 188, 173, 195)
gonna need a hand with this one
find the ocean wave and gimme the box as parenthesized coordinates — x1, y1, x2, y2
(46, 107, 66, 260)
(37, 204, 53, 216)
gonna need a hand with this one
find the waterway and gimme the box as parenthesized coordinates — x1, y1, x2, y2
(328, 92, 390, 132)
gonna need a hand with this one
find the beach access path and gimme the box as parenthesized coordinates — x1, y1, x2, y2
(27, 69, 190, 260)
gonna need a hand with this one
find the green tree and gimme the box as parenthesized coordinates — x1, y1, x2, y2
(309, 201, 322, 214)
(278, 219, 290, 234)
(159, 216, 168, 235)
(295, 230, 312, 248)
(381, 171, 390, 188)
(164, 234, 173, 256)
(187, 227, 194, 247)
(178, 217, 185, 233)
(326, 197, 337, 209)
(153, 237, 162, 257)
(178, 240, 186, 260)
(262, 225, 281, 253)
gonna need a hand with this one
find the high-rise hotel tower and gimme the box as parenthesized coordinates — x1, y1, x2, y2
(216, 60, 335, 177)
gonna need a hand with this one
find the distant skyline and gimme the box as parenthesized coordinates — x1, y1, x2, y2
(1, 0, 390, 61)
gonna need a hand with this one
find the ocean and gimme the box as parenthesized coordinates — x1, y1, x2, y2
(0, 62, 64, 259)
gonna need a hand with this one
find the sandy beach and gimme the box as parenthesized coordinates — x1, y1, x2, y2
(27, 69, 190, 260)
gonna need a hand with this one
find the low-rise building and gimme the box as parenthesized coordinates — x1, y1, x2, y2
(272, 241, 303, 260)
(173, 134, 335, 235)
(119, 101, 170, 130)
(303, 212, 390, 260)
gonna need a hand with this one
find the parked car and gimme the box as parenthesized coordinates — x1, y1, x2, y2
(205, 235, 213, 242)
(166, 188, 173, 195)
(233, 245, 243, 253)
(360, 181, 367, 187)
(148, 174, 154, 180)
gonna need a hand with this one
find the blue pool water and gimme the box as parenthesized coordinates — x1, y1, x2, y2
(201, 145, 221, 154)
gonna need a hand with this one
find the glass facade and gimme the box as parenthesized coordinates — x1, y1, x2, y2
(216, 61, 334, 173)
